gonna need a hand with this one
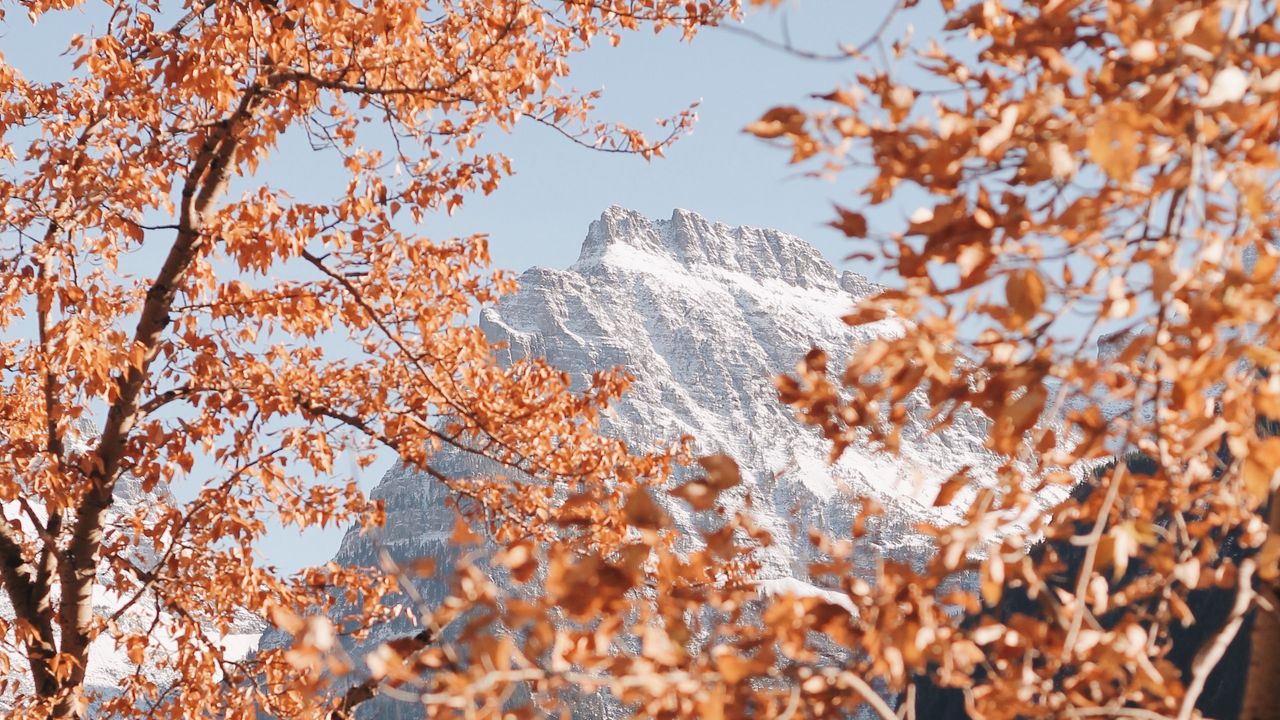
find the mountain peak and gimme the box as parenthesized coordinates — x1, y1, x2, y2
(575, 207, 840, 290)
(318, 209, 1004, 717)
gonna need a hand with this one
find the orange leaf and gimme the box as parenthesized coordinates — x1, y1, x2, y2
(744, 105, 807, 139)
(1087, 105, 1140, 182)
(830, 205, 869, 238)
(670, 480, 718, 511)
(698, 454, 742, 490)
(933, 469, 971, 506)
(1243, 438, 1280, 504)
(1259, 535, 1280, 583)
(623, 486, 668, 530)
(1005, 269, 1046, 326)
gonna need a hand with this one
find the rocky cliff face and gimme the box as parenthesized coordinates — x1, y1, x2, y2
(320, 207, 1002, 716)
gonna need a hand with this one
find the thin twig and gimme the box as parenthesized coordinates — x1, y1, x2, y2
(1176, 559, 1257, 720)
(718, 0, 906, 61)
(1062, 460, 1127, 657)
(898, 683, 917, 720)
(716, 23, 852, 62)
(846, 673, 897, 720)
(1063, 707, 1176, 720)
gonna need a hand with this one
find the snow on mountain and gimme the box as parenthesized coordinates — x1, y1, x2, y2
(310, 207, 1005, 717)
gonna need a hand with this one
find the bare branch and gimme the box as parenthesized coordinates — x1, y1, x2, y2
(327, 630, 435, 719)
(1177, 559, 1257, 720)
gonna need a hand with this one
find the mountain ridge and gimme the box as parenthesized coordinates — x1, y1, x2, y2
(309, 207, 1005, 717)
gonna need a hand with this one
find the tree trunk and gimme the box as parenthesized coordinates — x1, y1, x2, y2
(1243, 496, 1280, 720)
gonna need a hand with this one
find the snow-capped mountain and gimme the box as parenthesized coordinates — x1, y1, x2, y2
(316, 207, 1002, 716)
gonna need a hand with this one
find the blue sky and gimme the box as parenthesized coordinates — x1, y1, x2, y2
(5, 0, 935, 571)
(433, 0, 926, 275)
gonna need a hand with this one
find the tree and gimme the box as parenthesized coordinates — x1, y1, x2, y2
(0, 1, 740, 717)
(31, 0, 1275, 717)
(746, 0, 1280, 717)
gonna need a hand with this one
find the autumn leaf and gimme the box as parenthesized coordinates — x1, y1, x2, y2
(499, 541, 540, 584)
(852, 497, 883, 538)
(830, 205, 869, 237)
(642, 624, 684, 666)
(670, 479, 719, 511)
(744, 106, 807, 139)
(624, 486, 669, 530)
(1241, 174, 1266, 219)
(1005, 268, 1046, 326)
(957, 242, 992, 280)
(1047, 142, 1076, 179)
(1006, 384, 1047, 436)
(978, 105, 1018, 157)
(407, 556, 437, 577)
(1243, 438, 1280, 504)
(450, 514, 484, 546)
(713, 646, 755, 684)
(1246, 346, 1280, 370)
(1201, 66, 1249, 107)
(981, 555, 1004, 606)
(933, 468, 971, 506)
(1087, 105, 1141, 182)
(1260, 535, 1280, 583)
(698, 454, 743, 490)
(1107, 523, 1141, 580)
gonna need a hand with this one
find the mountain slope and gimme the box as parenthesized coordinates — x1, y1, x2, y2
(320, 207, 1001, 715)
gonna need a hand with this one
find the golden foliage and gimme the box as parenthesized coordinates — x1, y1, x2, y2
(10, 0, 1280, 718)
(0, 0, 740, 717)
(749, 0, 1280, 717)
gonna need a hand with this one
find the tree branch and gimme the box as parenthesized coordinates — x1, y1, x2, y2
(55, 80, 277, 708)
(1177, 559, 1257, 720)
(328, 630, 435, 719)
(1063, 459, 1127, 656)
(0, 517, 58, 694)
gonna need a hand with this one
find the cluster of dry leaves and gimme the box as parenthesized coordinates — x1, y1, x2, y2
(4, 0, 1280, 718)
(749, 0, 1280, 717)
(0, 0, 739, 717)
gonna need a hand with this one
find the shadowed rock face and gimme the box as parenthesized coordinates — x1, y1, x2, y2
(913, 452, 1254, 720)
(309, 207, 1007, 718)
